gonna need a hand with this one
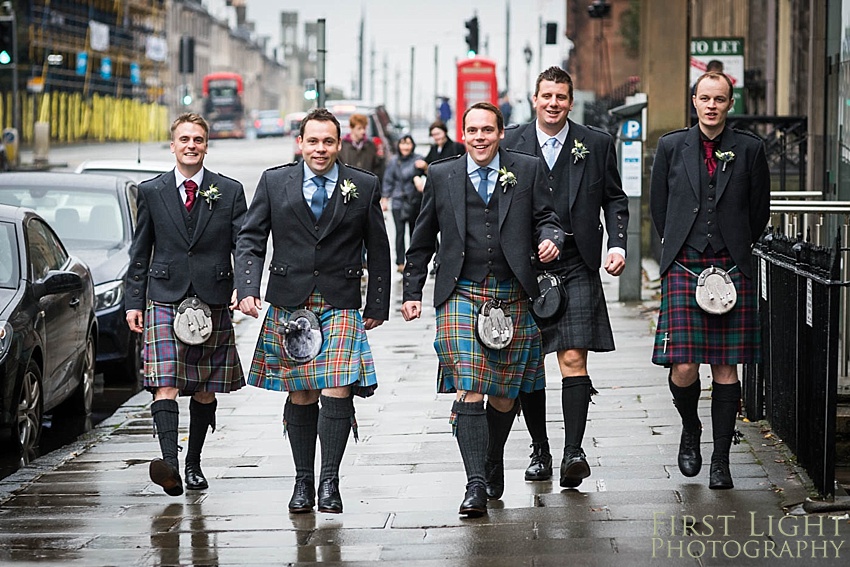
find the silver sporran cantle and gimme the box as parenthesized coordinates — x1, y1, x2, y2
(173, 297, 213, 345)
(282, 309, 323, 364)
(476, 299, 514, 350)
(695, 266, 737, 315)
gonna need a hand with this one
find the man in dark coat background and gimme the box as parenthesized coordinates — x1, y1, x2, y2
(502, 66, 629, 490)
(126, 112, 247, 496)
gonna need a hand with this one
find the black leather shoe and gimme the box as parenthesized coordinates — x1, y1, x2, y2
(524, 442, 553, 481)
(708, 457, 733, 490)
(184, 462, 208, 490)
(149, 458, 183, 496)
(288, 479, 316, 513)
(459, 482, 488, 518)
(678, 426, 703, 478)
(484, 459, 504, 499)
(317, 479, 343, 514)
(559, 449, 591, 488)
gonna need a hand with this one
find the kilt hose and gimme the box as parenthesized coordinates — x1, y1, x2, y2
(533, 238, 615, 355)
(652, 246, 760, 366)
(143, 300, 244, 394)
(434, 276, 545, 399)
(248, 290, 378, 398)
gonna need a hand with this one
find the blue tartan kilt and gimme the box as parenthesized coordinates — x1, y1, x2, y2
(434, 276, 545, 399)
(143, 300, 245, 394)
(652, 246, 760, 366)
(247, 290, 378, 398)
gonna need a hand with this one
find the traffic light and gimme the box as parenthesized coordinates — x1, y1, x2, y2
(0, 19, 13, 66)
(180, 85, 192, 106)
(178, 36, 194, 74)
(304, 78, 317, 101)
(465, 16, 479, 57)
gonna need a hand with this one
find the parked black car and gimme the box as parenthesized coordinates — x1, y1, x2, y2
(0, 204, 96, 454)
(0, 172, 140, 384)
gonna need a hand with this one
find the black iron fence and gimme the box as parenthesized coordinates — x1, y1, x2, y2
(727, 116, 807, 192)
(745, 228, 844, 498)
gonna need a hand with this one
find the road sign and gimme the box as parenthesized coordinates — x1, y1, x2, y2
(100, 57, 111, 79)
(620, 119, 641, 141)
(76, 52, 87, 75)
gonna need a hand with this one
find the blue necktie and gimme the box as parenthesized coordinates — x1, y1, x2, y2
(310, 176, 328, 220)
(542, 137, 558, 169)
(477, 167, 490, 204)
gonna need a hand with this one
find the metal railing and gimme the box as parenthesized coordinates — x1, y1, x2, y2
(746, 227, 845, 497)
(727, 116, 807, 192)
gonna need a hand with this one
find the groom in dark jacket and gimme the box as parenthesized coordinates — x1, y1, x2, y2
(126, 112, 247, 496)
(402, 102, 562, 517)
(502, 66, 629, 490)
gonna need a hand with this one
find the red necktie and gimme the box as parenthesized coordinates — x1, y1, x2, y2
(184, 180, 197, 211)
(702, 139, 717, 177)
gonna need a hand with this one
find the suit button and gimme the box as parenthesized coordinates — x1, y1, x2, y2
(248, 260, 253, 265)
(709, 184, 715, 189)
(133, 289, 140, 295)
(134, 275, 140, 281)
(377, 288, 383, 293)
(484, 208, 490, 214)
(376, 299, 381, 303)
(315, 225, 320, 230)
(188, 251, 193, 257)
(708, 196, 714, 201)
(313, 271, 319, 276)
(618, 233, 624, 238)
(461, 251, 465, 257)
(316, 244, 321, 249)
(247, 279, 251, 284)
(377, 277, 382, 282)
(135, 262, 142, 268)
(245, 270, 250, 274)
(708, 209, 713, 213)
(707, 233, 713, 238)
(693, 208, 698, 213)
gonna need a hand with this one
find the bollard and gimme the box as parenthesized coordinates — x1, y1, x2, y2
(2, 127, 18, 169)
(33, 121, 50, 166)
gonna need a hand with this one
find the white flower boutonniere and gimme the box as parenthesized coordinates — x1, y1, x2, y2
(340, 179, 359, 204)
(199, 184, 221, 209)
(498, 167, 517, 192)
(571, 140, 589, 164)
(715, 150, 736, 172)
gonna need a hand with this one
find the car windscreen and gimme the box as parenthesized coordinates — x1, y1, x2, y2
(0, 221, 18, 288)
(0, 187, 124, 250)
(79, 168, 163, 184)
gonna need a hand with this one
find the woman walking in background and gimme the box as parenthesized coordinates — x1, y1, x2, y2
(383, 134, 424, 273)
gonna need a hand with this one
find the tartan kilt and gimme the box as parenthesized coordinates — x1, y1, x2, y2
(534, 240, 615, 354)
(143, 300, 244, 394)
(247, 290, 377, 398)
(434, 276, 545, 399)
(652, 246, 760, 366)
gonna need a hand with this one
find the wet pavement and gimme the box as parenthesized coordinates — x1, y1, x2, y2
(0, 265, 849, 565)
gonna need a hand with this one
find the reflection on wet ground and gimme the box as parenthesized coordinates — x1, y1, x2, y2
(0, 373, 140, 478)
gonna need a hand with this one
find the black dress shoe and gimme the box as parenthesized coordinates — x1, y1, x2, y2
(459, 482, 487, 518)
(524, 442, 553, 481)
(678, 426, 702, 478)
(708, 458, 734, 489)
(559, 449, 591, 488)
(184, 462, 208, 490)
(484, 459, 504, 499)
(288, 479, 316, 513)
(149, 458, 183, 496)
(317, 479, 343, 514)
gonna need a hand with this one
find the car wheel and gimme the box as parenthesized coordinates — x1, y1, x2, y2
(14, 360, 44, 455)
(72, 333, 96, 415)
(121, 333, 144, 392)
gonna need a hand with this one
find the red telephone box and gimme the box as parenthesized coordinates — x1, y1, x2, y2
(456, 57, 498, 141)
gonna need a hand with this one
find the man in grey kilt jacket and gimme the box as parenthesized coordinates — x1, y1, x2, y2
(126, 113, 247, 496)
(402, 102, 563, 517)
(502, 67, 629, 490)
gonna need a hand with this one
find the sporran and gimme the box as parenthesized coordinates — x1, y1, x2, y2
(475, 299, 514, 350)
(531, 272, 566, 320)
(281, 308, 323, 363)
(173, 297, 213, 345)
(694, 265, 737, 314)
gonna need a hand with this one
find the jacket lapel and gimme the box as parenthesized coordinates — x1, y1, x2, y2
(286, 163, 316, 235)
(515, 123, 540, 157)
(318, 162, 350, 240)
(497, 149, 514, 231)
(191, 168, 214, 244)
(450, 157, 467, 242)
(156, 170, 191, 245)
(683, 126, 702, 201)
(568, 121, 587, 210)
(714, 128, 737, 202)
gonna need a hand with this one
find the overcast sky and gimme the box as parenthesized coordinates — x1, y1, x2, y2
(245, 0, 570, 120)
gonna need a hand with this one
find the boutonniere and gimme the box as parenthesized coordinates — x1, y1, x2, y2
(715, 150, 736, 171)
(571, 140, 589, 163)
(340, 179, 359, 204)
(497, 167, 517, 192)
(199, 184, 221, 209)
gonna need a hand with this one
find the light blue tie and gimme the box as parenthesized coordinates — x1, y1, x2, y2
(543, 137, 558, 169)
(310, 176, 328, 220)
(477, 167, 490, 204)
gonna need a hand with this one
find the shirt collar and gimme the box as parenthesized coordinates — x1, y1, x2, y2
(535, 120, 569, 148)
(303, 162, 339, 187)
(174, 167, 204, 189)
(466, 153, 500, 175)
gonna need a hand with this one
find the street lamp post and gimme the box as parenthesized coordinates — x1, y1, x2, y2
(523, 43, 533, 117)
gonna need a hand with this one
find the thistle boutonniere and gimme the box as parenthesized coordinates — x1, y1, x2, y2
(340, 179, 359, 203)
(199, 183, 220, 209)
(498, 167, 517, 192)
(571, 140, 589, 163)
(715, 150, 736, 172)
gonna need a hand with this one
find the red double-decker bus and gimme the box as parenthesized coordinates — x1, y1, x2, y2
(202, 72, 246, 139)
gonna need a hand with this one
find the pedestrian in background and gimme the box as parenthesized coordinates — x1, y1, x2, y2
(125, 112, 247, 496)
(503, 66, 629, 490)
(402, 102, 562, 517)
(236, 108, 391, 514)
(339, 113, 385, 185)
(383, 134, 424, 273)
(650, 71, 770, 490)
(414, 120, 465, 173)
